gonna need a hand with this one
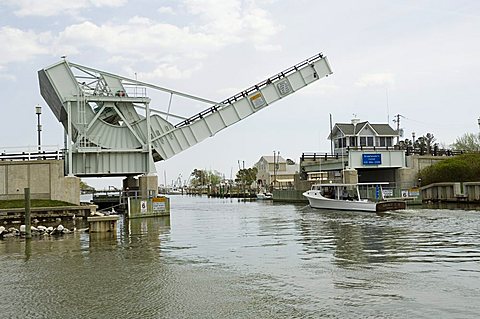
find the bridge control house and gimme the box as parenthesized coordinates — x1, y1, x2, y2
(300, 119, 413, 194)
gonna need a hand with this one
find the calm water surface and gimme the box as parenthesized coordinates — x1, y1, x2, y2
(1, 196, 479, 318)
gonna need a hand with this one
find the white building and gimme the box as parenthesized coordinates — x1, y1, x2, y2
(254, 155, 298, 189)
(329, 118, 398, 154)
(301, 119, 406, 185)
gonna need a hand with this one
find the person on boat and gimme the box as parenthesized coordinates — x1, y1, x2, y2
(323, 187, 334, 199)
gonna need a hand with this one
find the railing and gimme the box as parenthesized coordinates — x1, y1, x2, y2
(174, 53, 325, 128)
(301, 147, 470, 163)
(0, 146, 64, 161)
(404, 148, 467, 156)
(300, 152, 344, 162)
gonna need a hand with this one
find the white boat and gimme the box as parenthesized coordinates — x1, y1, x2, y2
(303, 182, 406, 212)
(256, 192, 273, 200)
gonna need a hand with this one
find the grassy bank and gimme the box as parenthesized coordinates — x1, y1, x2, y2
(0, 199, 76, 209)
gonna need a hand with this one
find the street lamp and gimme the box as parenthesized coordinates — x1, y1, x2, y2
(35, 104, 42, 152)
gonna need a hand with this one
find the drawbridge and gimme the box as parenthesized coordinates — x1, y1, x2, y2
(38, 53, 332, 177)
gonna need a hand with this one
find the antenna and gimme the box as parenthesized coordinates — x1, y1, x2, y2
(329, 113, 333, 155)
(386, 87, 390, 123)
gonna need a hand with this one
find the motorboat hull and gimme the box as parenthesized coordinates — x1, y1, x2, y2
(303, 190, 377, 211)
(257, 193, 273, 200)
(303, 190, 406, 212)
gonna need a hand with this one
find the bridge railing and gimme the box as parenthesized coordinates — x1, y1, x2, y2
(0, 145, 64, 161)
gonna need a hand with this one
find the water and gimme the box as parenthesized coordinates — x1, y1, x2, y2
(1, 196, 479, 318)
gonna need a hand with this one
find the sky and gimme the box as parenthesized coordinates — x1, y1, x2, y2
(1, 0, 480, 189)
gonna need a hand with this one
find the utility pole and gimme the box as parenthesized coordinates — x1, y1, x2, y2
(393, 114, 401, 145)
(272, 151, 276, 190)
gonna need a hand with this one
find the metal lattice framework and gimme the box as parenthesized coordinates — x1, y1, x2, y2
(38, 53, 332, 177)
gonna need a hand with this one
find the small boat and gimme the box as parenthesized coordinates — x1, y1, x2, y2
(303, 182, 406, 212)
(256, 192, 273, 200)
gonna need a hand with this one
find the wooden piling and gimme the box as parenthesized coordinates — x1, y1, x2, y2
(24, 187, 31, 239)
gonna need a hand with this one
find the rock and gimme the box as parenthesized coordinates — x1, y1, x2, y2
(92, 211, 105, 217)
(2, 232, 15, 238)
(0, 226, 5, 234)
(20, 225, 26, 233)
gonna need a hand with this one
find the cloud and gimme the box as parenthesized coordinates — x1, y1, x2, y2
(355, 72, 395, 87)
(183, 0, 282, 50)
(157, 6, 175, 14)
(0, 26, 50, 68)
(1, 0, 282, 80)
(52, 18, 224, 64)
(6, 0, 127, 17)
(48, 1, 281, 78)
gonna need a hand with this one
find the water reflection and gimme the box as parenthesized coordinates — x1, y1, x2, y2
(1, 197, 479, 318)
(297, 207, 480, 267)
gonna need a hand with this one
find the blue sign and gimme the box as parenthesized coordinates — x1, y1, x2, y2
(362, 154, 381, 165)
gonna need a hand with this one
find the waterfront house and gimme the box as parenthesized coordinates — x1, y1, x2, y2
(254, 156, 298, 189)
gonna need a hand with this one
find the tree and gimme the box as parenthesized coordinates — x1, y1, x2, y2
(236, 167, 258, 187)
(414, 133, 437, 155)
(397, 138, 413, 151)
(451, 133, 480, 152)
(190, 169, 207, 187)
(418, 153, 480, 185)
(190, 169, 222, 187)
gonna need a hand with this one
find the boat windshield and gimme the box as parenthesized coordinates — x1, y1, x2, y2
(312, 184, 358, 200)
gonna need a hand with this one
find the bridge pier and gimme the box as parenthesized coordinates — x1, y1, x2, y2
(139, 175, 158, 198)
(87, 215, 120, 233)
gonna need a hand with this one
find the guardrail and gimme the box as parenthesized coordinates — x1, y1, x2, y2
(301, 147, 471, 163)
(0, 150, 64, 161)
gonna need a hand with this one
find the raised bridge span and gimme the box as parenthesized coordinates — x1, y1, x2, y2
(38, 53, 332, 177)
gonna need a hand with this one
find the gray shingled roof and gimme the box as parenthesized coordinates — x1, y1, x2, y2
(370, 123, 397, 135)
(330, 121, 397, 138)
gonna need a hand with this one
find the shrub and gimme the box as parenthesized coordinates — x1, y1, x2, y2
(418, 153, 480, 185)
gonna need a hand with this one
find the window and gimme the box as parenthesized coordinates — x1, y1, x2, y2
(379, 137, 386, 147)
(360, 136, 374, 147)
(360, 137, 366, 147)
(349, 137, 357, 147)
(337, 137, 346, 148)
(367, 137, 374, 146)
(379, 137, 393, 147)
